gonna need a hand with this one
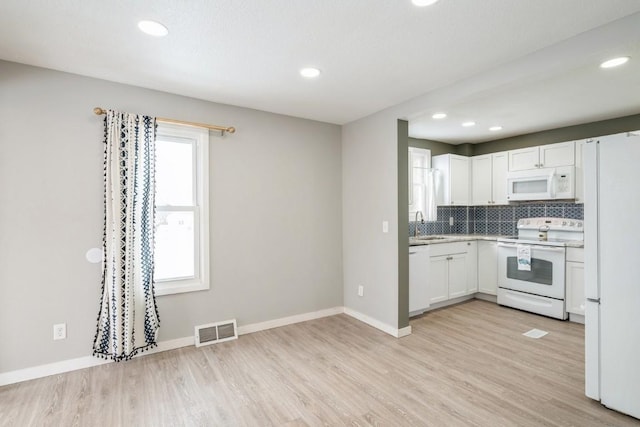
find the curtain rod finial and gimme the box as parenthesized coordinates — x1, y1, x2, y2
(93, 107, 106, 115)
(227, 127, 236, 134)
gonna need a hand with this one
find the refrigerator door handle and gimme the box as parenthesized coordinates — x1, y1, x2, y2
(587, 298, 600, 303)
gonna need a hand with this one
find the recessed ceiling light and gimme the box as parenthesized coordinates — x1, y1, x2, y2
(412, 0, 440, 6)
(600, 56, 629, 69)
(138, 20, 168, 37)
(462, 121, 476, 127)
(432, 113, 447, 119)
(489, 126, 503, 131)
(300, 67, 321, 78)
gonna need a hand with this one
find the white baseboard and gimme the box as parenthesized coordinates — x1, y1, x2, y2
(343, 307, 411, 338)
(397, 325, 412, 338)
(0, 307, 343, 387)
(0, 305, 412, 387)
(0, 336, 194, 387)
(237, 306, 344, 336)
(475, 293, 498, 303)
(569, 313, 585, 324)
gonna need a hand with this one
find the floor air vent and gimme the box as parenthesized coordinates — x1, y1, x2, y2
(195, 319, 238, 347)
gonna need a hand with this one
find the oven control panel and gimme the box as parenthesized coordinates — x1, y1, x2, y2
(517, 217, 583, 231)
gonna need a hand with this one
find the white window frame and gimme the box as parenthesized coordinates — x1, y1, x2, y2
(154, 123, 210, 296)
(408, 147, 431, 220)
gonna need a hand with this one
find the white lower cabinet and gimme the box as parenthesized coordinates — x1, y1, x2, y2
(428, 255, 449, 304)
(409, 246, 430, 314)
(477, 241, 498, 295)
(566, 247, 585, 316)
(427, 241, 477, 304)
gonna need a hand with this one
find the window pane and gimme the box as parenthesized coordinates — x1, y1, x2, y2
(154, 211, 195, 280)
(155, 139, 194, 206)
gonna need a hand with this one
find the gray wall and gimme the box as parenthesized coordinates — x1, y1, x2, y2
(342, 109, 402, 331)
(0, 61, 343, 373)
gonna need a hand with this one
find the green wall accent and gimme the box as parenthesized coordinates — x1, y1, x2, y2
(409, 113, 640, 157)
(472, 113, 640, 155)
(397, 120, 410, 330)
(408, 137, 459, 155)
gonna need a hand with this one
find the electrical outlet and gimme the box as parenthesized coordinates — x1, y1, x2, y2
(449, 217, 454, 226)
(53, 323, 66, 340)
(357, 285, 364, 297)
(382, 221, 389, 233)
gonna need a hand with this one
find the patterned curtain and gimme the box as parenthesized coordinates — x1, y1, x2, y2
(93, 110, 160, 361)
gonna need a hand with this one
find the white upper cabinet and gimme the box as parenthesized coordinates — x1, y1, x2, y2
(508, 141, 575, 171)
(540, 141, 575, 168)
(471, 151, 508, 205)
(433, 154, 470, 206)
(492, 152, 509, 205)
(471, 155, 492, 205)
(508, 146, 540, 171)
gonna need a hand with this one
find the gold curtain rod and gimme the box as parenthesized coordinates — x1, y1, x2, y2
(93, 107, 236, 134)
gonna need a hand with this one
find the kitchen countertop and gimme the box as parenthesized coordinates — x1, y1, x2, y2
(409, 234, 502, 246)
(409, 234, 584, 248)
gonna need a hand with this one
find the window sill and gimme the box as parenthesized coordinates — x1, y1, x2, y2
(155, 282, 209, 296)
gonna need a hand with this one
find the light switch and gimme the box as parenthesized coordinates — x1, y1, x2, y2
(382, 221, 389, 233)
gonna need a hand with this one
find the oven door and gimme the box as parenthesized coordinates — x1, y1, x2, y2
(497, 242, 566, 299)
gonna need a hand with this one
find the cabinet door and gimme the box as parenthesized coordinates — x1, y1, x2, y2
(450, 156, 470, 205)
(540, 141, 575, 168)
(447, 253, 468, 299)
(574, 140, 586, 203)
(491, 152, 509, 205)
(566, 261, 585, 315)
(508, 147, 539, 171)
(465, 242, 478, 294)
(471, 155, 492, 205)
(428, 255, 449, 304)
(409, 249, 430, 313)
(477, 241, 498, 295)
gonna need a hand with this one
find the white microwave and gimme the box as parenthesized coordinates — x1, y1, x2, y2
(506, 166, 575, 201)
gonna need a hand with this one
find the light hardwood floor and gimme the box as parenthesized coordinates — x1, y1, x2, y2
(1, 300, 638, 426)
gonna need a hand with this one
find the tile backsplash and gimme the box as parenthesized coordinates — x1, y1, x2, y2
(409, 202, 583, 237)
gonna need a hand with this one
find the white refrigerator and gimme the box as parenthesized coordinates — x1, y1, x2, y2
(584, 131, 640, 419)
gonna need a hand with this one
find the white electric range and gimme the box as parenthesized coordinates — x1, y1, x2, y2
(496, 217, 584, 320)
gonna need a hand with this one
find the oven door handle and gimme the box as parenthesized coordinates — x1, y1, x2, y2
(497, 242, 565, 253)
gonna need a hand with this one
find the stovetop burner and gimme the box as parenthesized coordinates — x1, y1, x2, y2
(499, 217, 585, 247)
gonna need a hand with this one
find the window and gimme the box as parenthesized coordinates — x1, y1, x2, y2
(154, 123, 209, 295)
(408, 147, 432, 220)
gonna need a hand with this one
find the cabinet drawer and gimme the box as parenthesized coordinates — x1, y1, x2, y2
(566, 247, 584, 262)
(429, 241, 475, 257)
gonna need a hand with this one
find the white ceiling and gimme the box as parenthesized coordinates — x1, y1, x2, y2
(1, 0, 640, 142)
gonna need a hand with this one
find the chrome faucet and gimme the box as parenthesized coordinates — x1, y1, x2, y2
(414, 210, 424, 237)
